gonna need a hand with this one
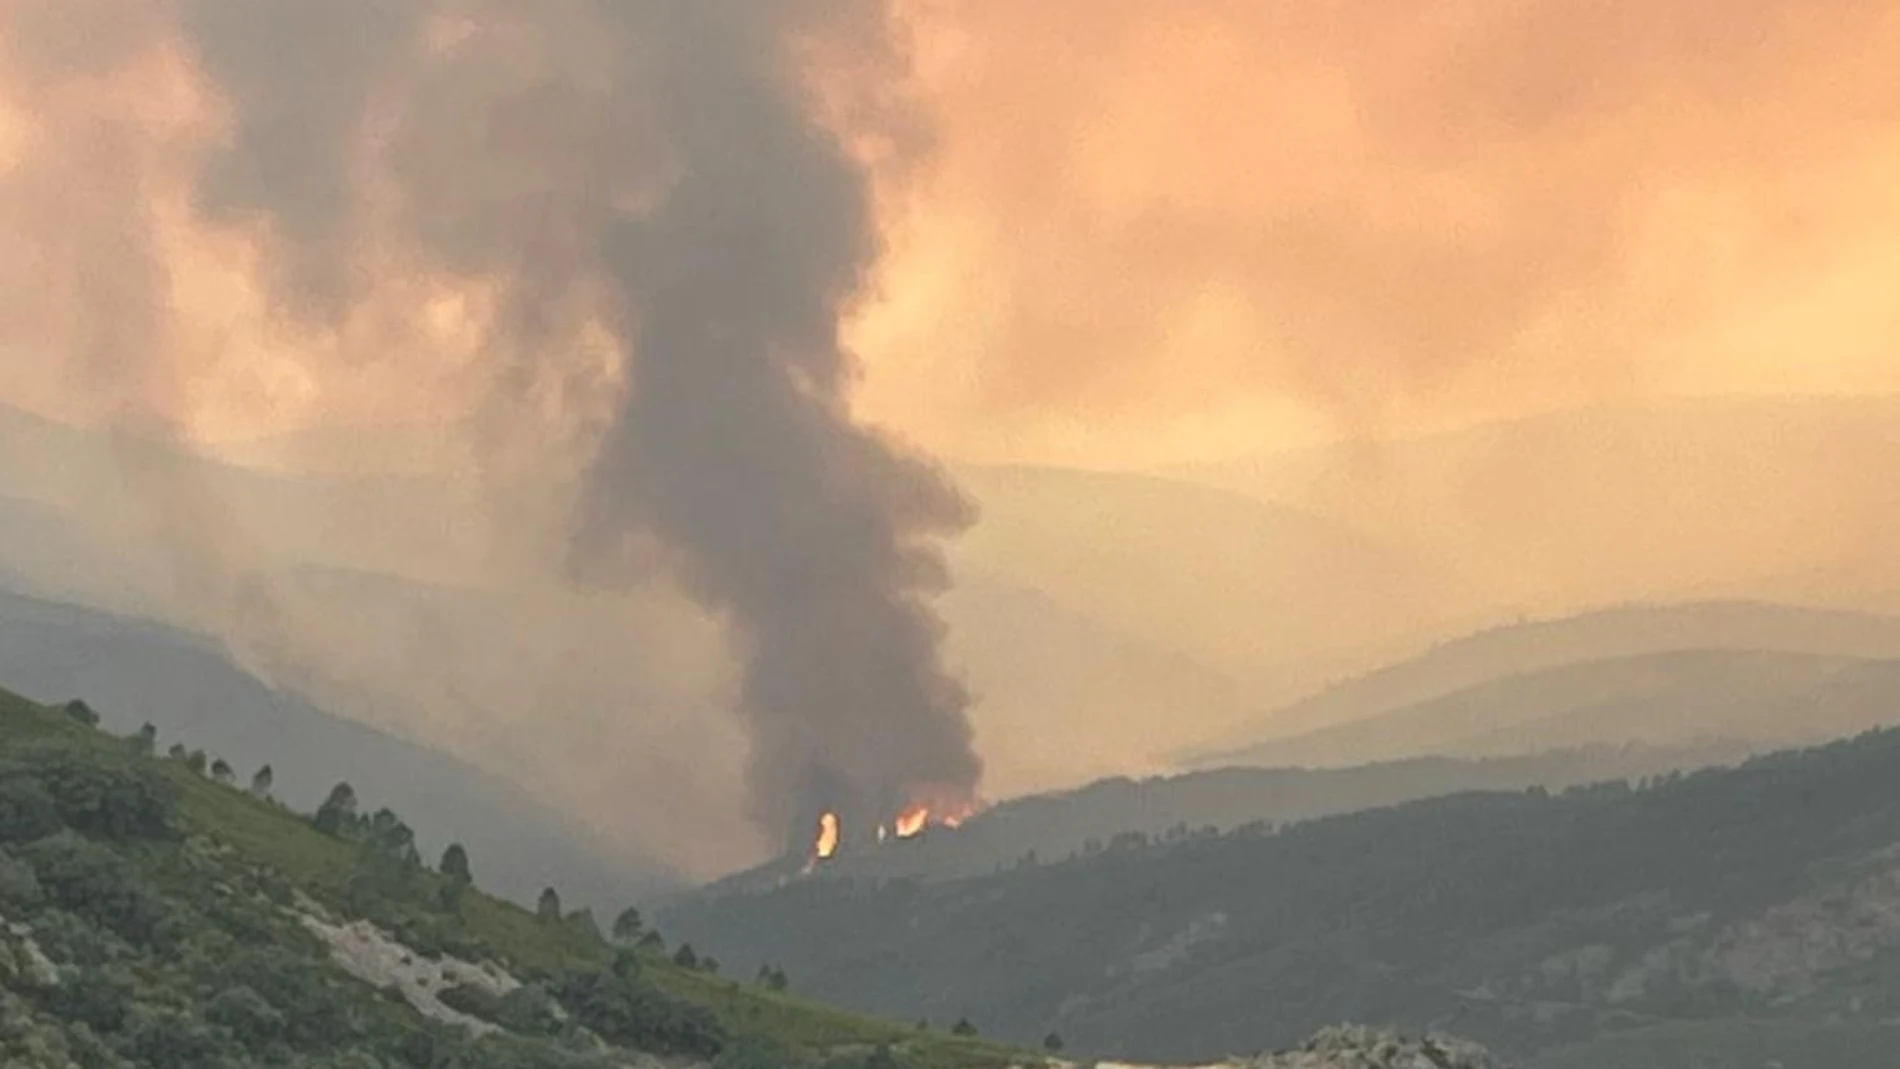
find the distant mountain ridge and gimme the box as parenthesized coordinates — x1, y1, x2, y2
(0, 586, 682, 910)
(1191, 600, 1900, 768)
(0, 403, 1445, 809)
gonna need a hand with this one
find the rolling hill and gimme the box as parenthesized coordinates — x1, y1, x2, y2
(0, 405, 1470, 822)
(0, 686, 1028, 1069)
(1214, 649, 1900, 769)
(661, 727, 1900, 1068)
(1189, 600, 1900, 768)
(0, 587, 681, 912)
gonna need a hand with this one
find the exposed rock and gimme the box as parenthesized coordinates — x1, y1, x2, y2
(1088, 1026, 1506, 1069)
(298, 913, 518, 1035)
(0, 913, 60, 989)
(1242, 1025, 1506, 1069)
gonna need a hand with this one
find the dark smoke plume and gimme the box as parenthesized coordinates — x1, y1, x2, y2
(175, 0, 982, 845)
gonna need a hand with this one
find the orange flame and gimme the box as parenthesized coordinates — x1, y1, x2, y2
(892, 798, 980, 839)
(813, 812, 840, 860)
(893, 805, 930, 839)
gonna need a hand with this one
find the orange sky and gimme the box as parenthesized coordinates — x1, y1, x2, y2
(849, 0, 1900, 468)
(4, 0, 1900, 471)
(5, 0, 1900, 876)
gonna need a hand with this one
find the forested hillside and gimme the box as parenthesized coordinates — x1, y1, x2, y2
(663, 728, 1900, 1067)
(0, 687, 1025, 1069)
(697, 744, 1742, 891)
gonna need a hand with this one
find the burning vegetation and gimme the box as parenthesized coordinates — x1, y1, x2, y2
(808, 798, 978, 866)
(0, 0, 985, 875)
(813, 812, 841, 861)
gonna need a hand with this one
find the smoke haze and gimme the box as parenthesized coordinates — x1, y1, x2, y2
(4, 0, 1900, 873)
(854, 0, 1900, 467)
(0, 0, 980, 860)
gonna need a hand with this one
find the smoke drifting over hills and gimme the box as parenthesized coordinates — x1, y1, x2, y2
(5, 0, 1900, 875)
(0, 1, 979, 851)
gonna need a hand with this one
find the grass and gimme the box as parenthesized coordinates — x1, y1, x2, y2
(658, 966, 1029, 1069)
(0, 686, 1034, 1069)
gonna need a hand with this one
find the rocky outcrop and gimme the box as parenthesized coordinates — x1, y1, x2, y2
(297, 912, 519, 1035)
(0, 913, 59, 990)
(1241, 1026, 1505, 1069)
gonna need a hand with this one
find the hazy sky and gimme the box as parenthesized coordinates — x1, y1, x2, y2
(849, 0, 1900, 468)
(3, 0, 1900, 877)
(4, 0, 1899, 468)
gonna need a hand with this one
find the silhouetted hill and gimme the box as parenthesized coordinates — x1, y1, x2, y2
(662, 727, 1900, 1067)
(1191, 601, 1900, 767)
(1215, 649, 1900, 769)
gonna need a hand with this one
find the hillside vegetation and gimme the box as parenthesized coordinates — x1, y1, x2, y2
(0, 588, 680, 912)
(0, 687, 1026, 1069)
(662, 727, 1900, 1067)
(698, 744, 1743, 892)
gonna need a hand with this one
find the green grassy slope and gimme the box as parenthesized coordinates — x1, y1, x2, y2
(0, 687, 1028, 1069)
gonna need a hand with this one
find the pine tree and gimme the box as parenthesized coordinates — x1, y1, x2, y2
(612, 906, 645, 944)
(314, 782, 358, 835)
(439, 843, 471, 884)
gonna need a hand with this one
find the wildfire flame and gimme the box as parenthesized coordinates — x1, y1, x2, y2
(893, 799, 977, 839)
(894, 805, 929, 839)
(813, 812, 840, 861)
(804, 799, 980, 869)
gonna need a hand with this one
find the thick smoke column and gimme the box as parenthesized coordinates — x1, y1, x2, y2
(171, 0, 981, 844)
(580, 6, 983, 845)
